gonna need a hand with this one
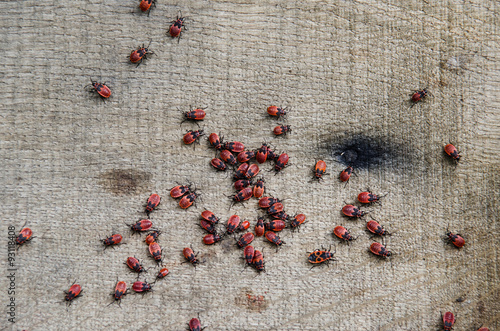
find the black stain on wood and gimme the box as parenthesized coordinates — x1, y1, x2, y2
(99, 169, 152, 195)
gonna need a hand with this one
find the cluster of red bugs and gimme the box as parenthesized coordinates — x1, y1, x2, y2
(170, 183, 199, 209)
(268, 106, 292, 137)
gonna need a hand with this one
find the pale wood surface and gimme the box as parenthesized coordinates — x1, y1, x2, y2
(0, 0, 499, 330)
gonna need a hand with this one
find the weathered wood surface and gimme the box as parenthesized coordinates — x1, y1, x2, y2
(0, 0, 498, 330)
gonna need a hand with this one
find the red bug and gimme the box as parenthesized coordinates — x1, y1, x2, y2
(252, 249, 265, 272)
(132, 281, 153, 293)
(265, 231, 285, 249)
(179, 192, 198, 209)
(145, 193, 161, 215)
(267, 148, 278, 161)
(226, 215, 241, 234)
(139, 0, 156, 16)
(208, 133, 223, 150)
(232, 187, 253, 204)
(156, 268, 169, 279)
(333, 226, 355, 242)
(290, 214, 306, 230)
(200, 219, 217, 234)
(182, 108, 206, 124)
(183, 247, 201, 266)
(366, 220, 389, 236)
(243, 245, 255, 265)
(224, 141, 245, 153)
(130, 42, 154, 67)
(253, 178, 265, 198)
(110, 280, 127, 306)
(16, 227, 34, 246)
(272, 211, 289, 221)
(445, 229, 465, 248)
(314, 160, 327, 181)
(255, 217, 265, 237)
(267, 202, 284, 215)
(245, 164, 260, 179)
(90, 78, 111, 99)
(189, 317, 203, 331)
(369, 242, 392, 258)
(220, 149, 237, 166)
(237, 220, 250, 232)
(145, 231, 161, 245)
(168, 13, 185, 40)
(410, 88, 428, 104)
(101, 234, 123, 248)
(308, 247, 336, 265)
(149, 242, 162, 263)
(237, 151, 255, 163)
(233, 163, 249, 179)
(444, 144, 461, 163)
(267, 105, 287, 118)
(274, 153, 289, 172)
(442, 311, 455, 331)
(64, 282, 82, 306)
(358, 191, 382, 204)
(342, 205, 366, 218)
(237, 233, 255, 248)
(128, 219, 153, 232)
(201, 210, 220, 224)
(203, 233, 223, 245)
(265, 220, 286, 232)
(339, 166, 353, 183)
(258, 196, 281, 209)
(234, 179, 252, 191)
(183, 130, 204, 145)
(255, 144, 269, 164)
(126, 256, 147, 273)
(273, 125, 292, 136)
(170, 184, 191, 199)
(476, 328, 489, 331)
(211, 158, 227, 171)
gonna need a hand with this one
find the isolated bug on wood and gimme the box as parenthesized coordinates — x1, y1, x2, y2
(168, 13, 185, 40)
(189, 317, 203, 331)
(314, 160, 327, 181)
(308, 247, 335, 266)
(182, 108, 206, 124)
(64, 282, 82, 306)
(183, 247, 201, 266)
(442, 311, 455, 331)
(339, 166, 353, 183)
(342, 205, 366, 218)
(109, 280, 127, 307)
(366, 220, 389, 236)
(101, 234, 123, 248)
(358, 191, 383, 204)
(89, 78, 111, 99)
(410, 88, 428, 105)
(130, 42, 154, 67)
(333, 226, 355, 242)
(139, 0, 156, 16)
(145, 193, 161, 215)
(156, 268, 169, 279)
(16, 226, 34, 246)
(444, 144, 461, 163)
(445, 228, 465, 248)
(273, 125, 291, 136)
(267, 106, 287, 118)
(369, 242, 392, 258)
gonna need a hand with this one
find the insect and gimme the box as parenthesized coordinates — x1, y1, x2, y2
(265, 231, 285, 249)
(179, 192, 198, 209)
(267, 202, 284, 215)
(272, 211, 289, 221)
(139, 0, 156, 16)
(258, 196, 281, 209)
(333, 226, 355, 242)
(128, 219, 153, 233)
(16, 226, 34, 246)
(290, 214, 306, 230)
(181, 108, 206, 124)
(237, 233, 255, 248)
(253, 178, 265, 198)
(156, 268, 169, 279)
(211, 158, 227, 171)
(132, 281, 153, 293)
(274, 153, 289, 173)
(252, 249, 265, 272)
(90, 78, 111, 99)
(444, 144, 461, 163)
(145, 193, 161, 215)
(183, 247, 201, 266)
(245, 164, 260, 179)
(267, 106, 287, 118)
(476, 327, 490, 331)
(233, 163, 249, 179)
(203, 234, 223, 245)
(64, 282, 82, 306)
(237, 151, 255, 163)
(234, 179, 252, 191)
(273, 125, 292, 136)
(256, 144, 269, 164)
(101, 234, 123, 248)
(445, 228, 465, 248)
(255, 217, 265, 237)
(170, 184, 191, 199)
(200, 219, 217, 234)
(201, 210, 220, 224)
(265, 220, 286, 232)
(267, 148, 278, 161)
(145, 231, 161, 245)
(125, 256, 147, 273)
(149, 242, 162, 264)
(183, 130, 204, 145)
(308, 247, 336, 266)
(220, 149, 237, 166)
(208, 133, 223, 150)
(339, 166, 353, 184)
(342, 205, 366, 218)
(243, 245, 255, 266)
(313, 160, 327, 181)
(224, 141, 245, 153)
(366, 220, 389, 236)
(442, 311, 455, 331)
(410, 88, 428, 105)
(358, 191, 382, 204)
(189, 317, 203, 331)
(109, 280, 127, 307)
(232, 187, 253, 205)
(168, 13, 185, 40)
(237, 220, 250, 232)
(369, 242, 392, 258)
(226, 215, 241, 234)
(130, 42, 154, 67)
